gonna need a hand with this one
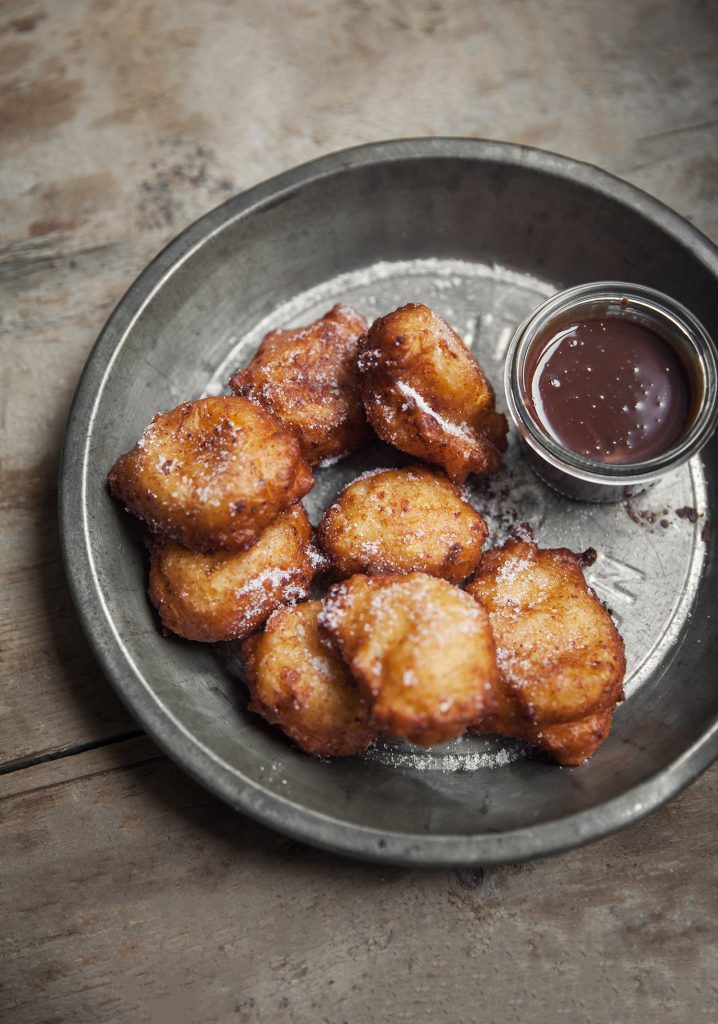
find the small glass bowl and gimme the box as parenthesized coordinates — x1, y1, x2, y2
(504, 282, 718, 502)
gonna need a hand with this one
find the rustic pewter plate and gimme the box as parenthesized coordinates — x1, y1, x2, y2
(60, 139, 718, 866)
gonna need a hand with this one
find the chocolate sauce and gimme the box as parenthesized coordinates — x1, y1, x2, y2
(525, 317, 691, 464)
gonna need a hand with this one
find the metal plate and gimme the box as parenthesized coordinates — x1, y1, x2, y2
(60, 139, 718, 866)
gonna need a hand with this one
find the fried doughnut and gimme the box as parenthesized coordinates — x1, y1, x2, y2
(107, 396, 313, 552)
(358, 304, 508, 482)
(320, 573, 498, 745)
(474, 705, 614, 766)
(467, 537, 625, 725)
(317, 465, 488, 583)
(147, 504, 317, 642)
(531, 711, 614, 765)
(229, 304, 371, 465)
(242, 600, 377, 756)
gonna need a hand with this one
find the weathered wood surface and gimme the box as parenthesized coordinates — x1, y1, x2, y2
(2, 735, 717, 1024)
(1, 1, 718, 1020)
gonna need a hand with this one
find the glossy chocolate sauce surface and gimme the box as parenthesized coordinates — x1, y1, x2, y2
(525, 317, 691, 464)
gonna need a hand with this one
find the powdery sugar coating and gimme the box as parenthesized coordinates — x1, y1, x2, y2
(229, 304, 371, 465)
(108, 396, 313, 552)
(317, 465, 488, 584)
(359, 303, 508, 482)
(320, 572, 498, 746)
(147, 504, 317, 642)
(467, 537, 626, 764)
(365, 740, 524, 771)
(242, 600, 377, 757)
(395, 381, 472, 440)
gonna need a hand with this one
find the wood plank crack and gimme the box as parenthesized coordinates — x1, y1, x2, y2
(0, 729, 145, 779)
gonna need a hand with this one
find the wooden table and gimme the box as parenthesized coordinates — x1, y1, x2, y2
(2, 2, 717, 1020)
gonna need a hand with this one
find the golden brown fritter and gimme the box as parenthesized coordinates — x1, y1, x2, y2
(147, 504, 317, 642)
(474, 704, 614, 766)
(466, 537, 625, 764)
(320, 573, 498, 746)
(526, 711, 614, 766)
(317, 465, 488, 583)
(107, 396, 313, 552)
(242, 600, 377, 756)
(358, 304, 508, 482)
(466, 538, 625, 726)
(229, 304, 372, 465)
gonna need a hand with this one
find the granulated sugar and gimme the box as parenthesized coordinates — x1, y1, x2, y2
(364, 738, 525, 771)
(395, 380, 471, 439)
(318, 452, 349, 468)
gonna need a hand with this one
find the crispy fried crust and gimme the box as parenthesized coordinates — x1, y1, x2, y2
(319, 573, 498, 746)
(147, 504, 317, 642)
(317, 465, 488, 583)
(529, 712, 614, 765)
(474, 706, 614, 766)
(466, 537, 625, 763)
(358, 304, 508, 482)
(242, 600, 377, 756)
(107, 396, 314, 552)
(467, 538, 625, 725)
(229, 304, 372, 465)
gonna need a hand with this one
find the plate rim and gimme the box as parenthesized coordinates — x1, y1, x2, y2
(59, 137, 718, 866)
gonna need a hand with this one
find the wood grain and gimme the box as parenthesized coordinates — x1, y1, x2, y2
(2, 736, 717, 1024)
